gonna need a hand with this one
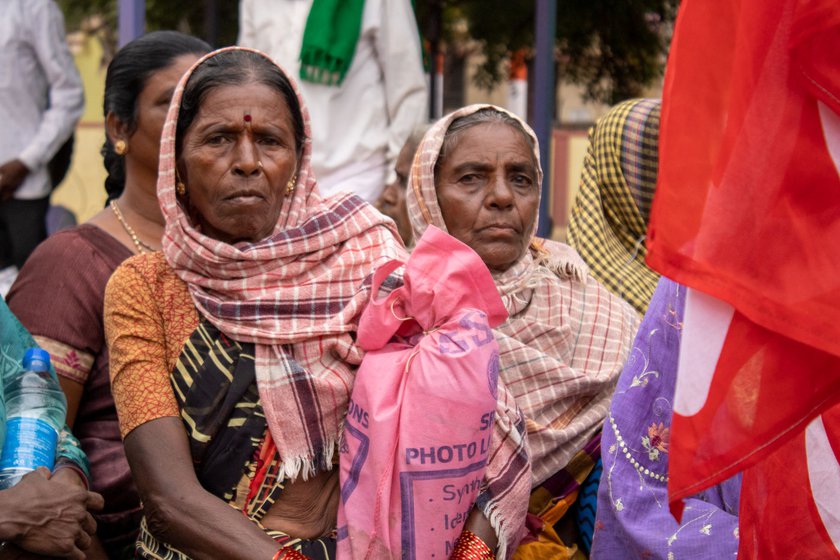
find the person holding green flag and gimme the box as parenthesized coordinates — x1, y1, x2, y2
(239, 0, 428, 204)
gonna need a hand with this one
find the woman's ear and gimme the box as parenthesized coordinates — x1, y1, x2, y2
(175, 155, 188, 186)
(105, 112, 130, 146)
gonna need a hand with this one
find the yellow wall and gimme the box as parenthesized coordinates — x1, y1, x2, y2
(566, 135, 589, 222)
(543, 128, 590, 241)
(73, 32, 105, 125)
(53, 34, 108, 223)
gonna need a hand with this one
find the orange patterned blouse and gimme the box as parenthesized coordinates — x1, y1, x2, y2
(104, 251, 199, 438)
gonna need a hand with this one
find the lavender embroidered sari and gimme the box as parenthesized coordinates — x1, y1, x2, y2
(592, 278, 741, 559)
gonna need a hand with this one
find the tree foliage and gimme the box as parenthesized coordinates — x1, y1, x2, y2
(416, 0, 679, 105)
(58, 0, 675, 105)
(57, 0, 239, 61)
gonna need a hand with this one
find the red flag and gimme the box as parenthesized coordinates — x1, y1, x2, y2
(669, 289, 840, 501)
(739, 406, 840, 558)
(648, 0, 840, 354)
(645, 0, 840, 548)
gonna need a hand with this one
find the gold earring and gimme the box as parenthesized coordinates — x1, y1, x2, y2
(285, 175, 296, 195)
(176, 170, 186, 196)
(114, 140, 128, 155)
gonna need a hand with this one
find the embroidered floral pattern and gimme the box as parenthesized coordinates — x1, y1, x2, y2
(628, 329, 661, 389)
(608, 415, 669, 483)
(33, 335, 94, 384)
(596, 282, 740, 558)
(642, 422, 670, 461)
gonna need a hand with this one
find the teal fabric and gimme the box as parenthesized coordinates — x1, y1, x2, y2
(573, 457, 602, 555)
(0, 299, 89, 480)
(55, 426, 90, 478)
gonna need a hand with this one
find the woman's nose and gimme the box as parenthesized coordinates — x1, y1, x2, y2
(378, 183, 398, 208)
(488, 175, 515, 208)
(232, 138, 261, 177)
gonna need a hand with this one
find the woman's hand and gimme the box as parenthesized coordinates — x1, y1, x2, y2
(0, 467, 104, 559)
(0, 159, 29, 201)
(52, 462, 113, 558)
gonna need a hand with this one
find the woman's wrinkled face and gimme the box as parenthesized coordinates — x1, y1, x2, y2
(178, 82, 298, 244)
(435, 123, 539, 273)
(376, 139, 416, 246)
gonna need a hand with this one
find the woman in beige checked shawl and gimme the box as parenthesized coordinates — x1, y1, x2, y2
(406, 105, 639, 558)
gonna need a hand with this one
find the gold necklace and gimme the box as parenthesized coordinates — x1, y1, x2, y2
(110, 200, 156, 254)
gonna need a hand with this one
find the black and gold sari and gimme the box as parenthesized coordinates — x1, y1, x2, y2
(136, 320, 336, 560)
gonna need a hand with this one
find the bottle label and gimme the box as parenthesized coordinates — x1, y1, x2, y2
(0, 417, 57, 471)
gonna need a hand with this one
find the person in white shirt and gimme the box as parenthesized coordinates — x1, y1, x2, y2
(239, 0, 428, 203)
(0, 0, 83, 270)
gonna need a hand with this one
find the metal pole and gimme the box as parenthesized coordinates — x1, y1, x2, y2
(532, 0, 556, 238)
(428, 0, 443, 120)
(118, 0, 145, 49)
(429, 44, 438, 120)
(204, 0, 220, 48)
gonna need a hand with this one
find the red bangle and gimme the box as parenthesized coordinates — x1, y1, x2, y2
(273, 548, 309, 560)
(449, 530, 495, 560)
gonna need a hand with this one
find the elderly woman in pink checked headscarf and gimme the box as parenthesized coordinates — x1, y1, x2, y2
(104, 47, 405, 560)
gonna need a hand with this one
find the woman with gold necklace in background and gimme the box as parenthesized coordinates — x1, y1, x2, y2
(6, 31, 210, 559)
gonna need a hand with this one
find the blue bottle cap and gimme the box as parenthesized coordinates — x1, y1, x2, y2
(23, 348, 51, 372)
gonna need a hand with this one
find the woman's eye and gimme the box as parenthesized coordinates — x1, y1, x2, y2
(458, 173, 481, 184)
(206, 135, 228, 145)
(258, 136, 282, 146)
(511, 174, 533, 187)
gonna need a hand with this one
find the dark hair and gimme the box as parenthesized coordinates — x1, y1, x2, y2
(175, 49, 306, 159)
(102, 31, 211, 202)
(435, 108, 537, 176)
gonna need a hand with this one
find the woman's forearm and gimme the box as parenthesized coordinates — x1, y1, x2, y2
(125, 418, 281, 560)
(451, 510, 498, 560)
(143, 483, 280, 560)
(464, 508, 498, 551)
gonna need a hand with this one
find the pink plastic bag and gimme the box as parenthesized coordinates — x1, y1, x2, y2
(336, 225, 508, 559)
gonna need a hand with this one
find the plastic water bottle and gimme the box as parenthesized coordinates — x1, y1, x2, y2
(0, 348, 66, 489)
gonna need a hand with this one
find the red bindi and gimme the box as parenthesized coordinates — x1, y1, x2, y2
(244, 114, 252, 122)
